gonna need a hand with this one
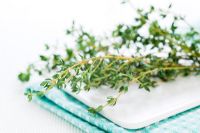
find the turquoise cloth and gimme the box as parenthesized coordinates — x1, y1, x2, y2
(29, 84, 200, 133)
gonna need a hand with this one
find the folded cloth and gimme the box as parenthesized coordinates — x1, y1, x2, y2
(29, 84, 200, 133)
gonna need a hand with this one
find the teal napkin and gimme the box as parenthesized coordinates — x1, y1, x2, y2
(29, 84, 200, 133)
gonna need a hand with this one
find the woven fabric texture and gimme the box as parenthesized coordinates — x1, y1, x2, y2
(29, 84, 200, 133)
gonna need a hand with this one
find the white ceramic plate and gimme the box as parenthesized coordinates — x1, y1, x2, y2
(65, 76, 200, 129)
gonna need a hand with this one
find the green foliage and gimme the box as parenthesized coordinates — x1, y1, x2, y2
(24, 88, 44, 101)
(39, 55, 49, 61)
(18, 4, 200, 114)
(18, 65, 31, 82)
(88, 105, 104, 114)
(107, 97, 118, 106)
(18, 72, 30, 82)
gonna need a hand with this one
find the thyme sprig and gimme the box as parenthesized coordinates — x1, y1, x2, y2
(19, 4, 200, 113)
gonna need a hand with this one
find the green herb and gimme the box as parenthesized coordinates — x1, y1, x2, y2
(18, 65, 31, 82)
(18, 72, 30, 82)
(39, 55, 49, 61)
(18, 4, 200, 113)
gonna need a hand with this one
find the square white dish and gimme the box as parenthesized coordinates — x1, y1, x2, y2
(65, 76, 200, 129)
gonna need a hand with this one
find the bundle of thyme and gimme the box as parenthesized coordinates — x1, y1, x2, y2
(18, 5, 200, 113)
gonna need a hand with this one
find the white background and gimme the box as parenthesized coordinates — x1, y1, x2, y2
(0, 0, 199, 132)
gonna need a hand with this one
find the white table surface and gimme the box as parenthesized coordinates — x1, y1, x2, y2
(0, 0, 199, 132)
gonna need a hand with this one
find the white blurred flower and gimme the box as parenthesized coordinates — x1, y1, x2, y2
(69, 69, 76, 76)
(88, 60, 93, 64)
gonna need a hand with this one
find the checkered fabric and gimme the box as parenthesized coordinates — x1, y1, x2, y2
(29, 84, 200, 133)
